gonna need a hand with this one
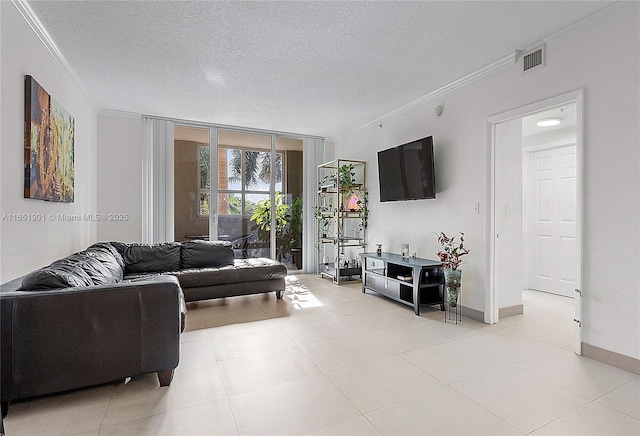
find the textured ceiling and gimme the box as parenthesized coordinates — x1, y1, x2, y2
(28, 1, 612, 137)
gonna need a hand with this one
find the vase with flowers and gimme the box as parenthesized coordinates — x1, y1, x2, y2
(435, 232, 469, 307)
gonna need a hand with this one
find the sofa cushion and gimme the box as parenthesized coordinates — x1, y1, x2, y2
(172, 258, 287, 288)
(118, 242, 182, 274)
(180, 240, 234, 269)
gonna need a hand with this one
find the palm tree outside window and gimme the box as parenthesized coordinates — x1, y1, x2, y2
(198, 145, 282, 218)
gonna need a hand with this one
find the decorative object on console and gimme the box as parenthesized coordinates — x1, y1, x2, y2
(376, 243, 382, 255)
(401, 243, 410, 259)
(24, 75, 75, 202)
(435, 232, 469, 310)
(443, 268, 462, 307)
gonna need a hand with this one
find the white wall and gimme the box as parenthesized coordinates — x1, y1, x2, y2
(334, 10, 639, 360)
(0, 2, 98, 282)
(494, 118, 523, 310)
(96, 112, 143, 242)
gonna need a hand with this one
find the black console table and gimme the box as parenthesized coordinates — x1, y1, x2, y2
(360, 252, 444, 315)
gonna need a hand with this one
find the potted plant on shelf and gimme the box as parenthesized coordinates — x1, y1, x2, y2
(435, 232, 469, 307)
(338, 163, 356, 190)
(339, 163, 359, 212)
(313, 205, 331, 238)
(358, 191, 368, 229)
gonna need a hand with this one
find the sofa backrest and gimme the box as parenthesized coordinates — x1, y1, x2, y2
(19, 240, 236, 290)
(112, 242, 182, 274)
(20, 242, 125, 290)
(180, 240, 234, 269)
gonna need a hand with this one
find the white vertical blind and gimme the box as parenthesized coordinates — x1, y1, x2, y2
(302, 137, 325, 273)
(208, 127, 219, 241)
(270, 135, 277, 260)
(142, 117, 175, 243)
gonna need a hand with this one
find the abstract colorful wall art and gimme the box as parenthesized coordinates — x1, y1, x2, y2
(24, 75, 75, 202)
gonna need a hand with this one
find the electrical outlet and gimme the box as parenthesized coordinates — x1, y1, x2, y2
(473, 202, 480, 214)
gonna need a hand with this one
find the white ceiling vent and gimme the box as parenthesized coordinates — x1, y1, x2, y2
(521, 44, 546, 73)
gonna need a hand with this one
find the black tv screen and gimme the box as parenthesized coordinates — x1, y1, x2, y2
(378, 136, 436, 202)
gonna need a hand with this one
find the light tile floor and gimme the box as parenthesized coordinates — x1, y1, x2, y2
(5, 275, 639, 435)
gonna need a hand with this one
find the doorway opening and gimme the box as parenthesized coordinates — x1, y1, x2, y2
(488, 90, 584, 355)
(522, 105, 578, 298)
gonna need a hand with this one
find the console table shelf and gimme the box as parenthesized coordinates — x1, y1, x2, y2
(360, 252, 444, 315)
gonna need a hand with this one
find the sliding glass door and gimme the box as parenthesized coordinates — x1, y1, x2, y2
(174, 125, 303, 269)
(215, 131, 276, 259)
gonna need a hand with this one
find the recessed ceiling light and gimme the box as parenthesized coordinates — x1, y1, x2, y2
(536, 117, 561, 127)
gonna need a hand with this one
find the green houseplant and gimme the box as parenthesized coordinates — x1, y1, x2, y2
(250, 192, 291, 261)
(435, 232, 469, 307)
(339, 164, 356, 190)
(358, 191, 369, 229)
(313, 205, 332, 238)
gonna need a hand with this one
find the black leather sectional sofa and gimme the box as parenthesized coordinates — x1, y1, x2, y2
(0, 240, 287, 416)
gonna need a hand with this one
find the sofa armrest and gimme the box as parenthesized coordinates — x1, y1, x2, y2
(1, 275, 182, 402)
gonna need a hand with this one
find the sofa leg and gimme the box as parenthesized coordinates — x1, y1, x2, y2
(1, 401, 8, 418)
(276, 290, 283, 299)
(157, 369, 174, 386)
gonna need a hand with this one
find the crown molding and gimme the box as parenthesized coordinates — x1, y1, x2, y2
(12, 0, 100, 111)
(342, 2, 636, 138)
(345, 52, 516, 136)
(544, 1, 639, 46)
(99, 109, 142, 119)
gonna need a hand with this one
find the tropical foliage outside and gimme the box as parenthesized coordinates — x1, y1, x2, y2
(198, 145, 301, 265)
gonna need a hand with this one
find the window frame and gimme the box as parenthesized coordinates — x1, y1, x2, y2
(197, 144, 284, 218)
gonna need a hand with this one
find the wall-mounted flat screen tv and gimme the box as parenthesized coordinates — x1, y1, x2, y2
(378, 136, 436, 202)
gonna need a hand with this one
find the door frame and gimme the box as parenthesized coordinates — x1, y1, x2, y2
(486, 89, 584, 354)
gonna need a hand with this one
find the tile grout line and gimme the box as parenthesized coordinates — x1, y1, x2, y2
(96, 384, 116, 435)
(445, 364, 536, 435)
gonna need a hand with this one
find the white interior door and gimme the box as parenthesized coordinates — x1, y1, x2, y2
(529, 145, 577, 297)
